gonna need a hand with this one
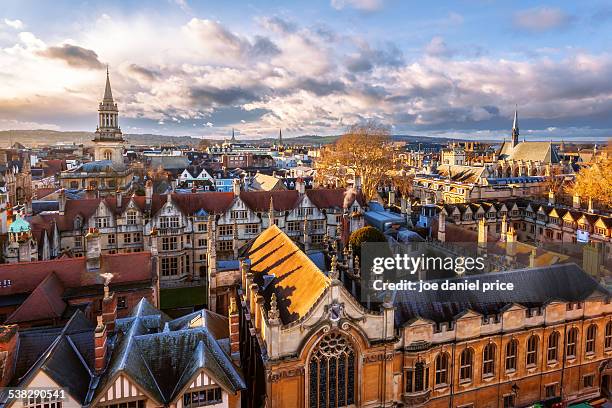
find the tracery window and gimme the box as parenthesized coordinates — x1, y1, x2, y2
(547, 331, 560, 362)
(309, 333, 355, 408)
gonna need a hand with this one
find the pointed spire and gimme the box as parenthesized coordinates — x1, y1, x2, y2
(103, 66, 114, 102)
(230, 128, 236, 142)
(268, 196, 275, 226)
(511, 105, 519, 147)
(279, 128, 283, 145)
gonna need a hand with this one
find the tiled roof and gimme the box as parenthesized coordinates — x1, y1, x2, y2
(394, 263, 608, 325)
(240, 190, 300, 212)
(172, 192, 236, 215)
(247, 225, 330, 325)
(6, 272, 66, 324)
(0, 252, 153, 298)
(498, 141, 560, 163)
(305, 188, 366, 210)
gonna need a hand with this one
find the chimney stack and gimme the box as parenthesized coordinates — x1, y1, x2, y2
(232, 178, 241, 197)
(86, 228, 101, 271)
(548, 189, 555, 206)
(0, 325, 19, 387)
(296, 177, 305, 195)
(228, 297, 240, 364)
(145, 179, 153, 206)
(102, 284, 117, 332)
(116, 190, 123, 209)
(94, 316, 107, 374)
(437, 210, 446, 242)
(59, 189, 66, 216)
(477, 218, 488, 250)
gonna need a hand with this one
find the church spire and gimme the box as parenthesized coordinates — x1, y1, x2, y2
(511, 105, 519, 147)
(103, 65, 114, 102)
(230, 128, 237, 143)
(279, 128, 283, 145)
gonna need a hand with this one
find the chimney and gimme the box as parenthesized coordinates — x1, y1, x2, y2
(400, 197, 407, 214)
(437, 210, 446, 242)
(86, 228, 101, 271)
(145, 179, 153, 206)
(171, 179, 177, 192)
(116, 190, 123, 209)
(232, 178, 241, 196)
(500, 215, 508, 242)
(58, 188, 66, 216)
(506, 227, 517, 261)
(94, 316, 107, 374)
(588, 198, 594, 213)
(228, 297, 240, 364)
(296, 177, 305, 195)
(548, 189, 555, 206)
(388, 190, 396, 207)
(102, 284, 117, 332)
(353, 174, 362, 192)
(477, 218, 488, 250)
(0, 325, 19, 387)
(529, 248, 537, 268)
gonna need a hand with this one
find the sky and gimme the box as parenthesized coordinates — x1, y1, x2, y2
(1, 0, 611, 140)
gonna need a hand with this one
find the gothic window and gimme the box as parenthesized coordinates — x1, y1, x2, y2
(406, 361, 429, 393)
(309, 332, 355, 408)
(505, 339, 518, 371)
(482, 343, 496, 377)
(547, 331, 560, 362)
(435, 353, 449, 386)
(585, 324, 597, 354)
(605, 321, 612, 350)
(104, 150, 113, 161)
(526, 335, 539, 366)
(566, 328, 578, 358)
(459, 348, 473, 382)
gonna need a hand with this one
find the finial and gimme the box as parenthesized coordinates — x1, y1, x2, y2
(330, 254, 339, 280)
(269, 293, 280, 320)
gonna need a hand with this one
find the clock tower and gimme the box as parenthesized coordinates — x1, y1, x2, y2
(93, 68, 125, 165)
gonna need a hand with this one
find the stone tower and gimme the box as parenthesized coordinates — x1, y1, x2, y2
(93, 68, 125, 165)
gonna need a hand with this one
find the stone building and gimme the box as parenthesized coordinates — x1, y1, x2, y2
(236, 225, 612, 407)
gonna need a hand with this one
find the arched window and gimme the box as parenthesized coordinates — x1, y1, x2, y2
(505, 339, 518, 371)
(605, 322, 612, 350)
(482, 343, 496, 377)
(309, 333, 355, 408)
(526, 335, 539, 366)
(459, 348, 473, 382)
(585, 324, 597, 354)
(435, 353, 449, 386)
(104, 150, 113, 161)
(566, 328, 578, 358)
(547, 331, 560, 362)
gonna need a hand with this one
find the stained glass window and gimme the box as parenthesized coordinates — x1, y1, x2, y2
(309, 332, 356, 408)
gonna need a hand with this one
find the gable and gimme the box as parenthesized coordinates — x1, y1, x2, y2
(98, 374, 148, 404)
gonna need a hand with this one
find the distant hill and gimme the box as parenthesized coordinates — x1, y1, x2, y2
(0, 129, 478, 148)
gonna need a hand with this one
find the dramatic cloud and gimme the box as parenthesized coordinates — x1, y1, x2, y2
(3, 19, 24, 30)
(331, 0, 384, 12)
(37, 44, 104, 69)
(513, 7, 573, 32)
(2, 7, 612, 139)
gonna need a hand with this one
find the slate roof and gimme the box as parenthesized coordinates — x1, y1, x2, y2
(305, 188, 366, 210)
(13, 311, 94, 404)
(247, 225, 330, 325)
(249, 173, 287, 191)
(94, 299, 245, 405)
(498, 141, 560, 163)
(394, 263, 609, 326)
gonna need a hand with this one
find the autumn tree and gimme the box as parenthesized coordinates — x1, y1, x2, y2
(315, 122, 395, 200)
(197, 138, 212, 151)
(569, 145, 612, 209)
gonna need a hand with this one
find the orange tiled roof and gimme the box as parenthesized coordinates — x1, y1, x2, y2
(248, 225, 329, 325)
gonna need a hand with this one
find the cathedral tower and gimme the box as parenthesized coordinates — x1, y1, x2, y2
(93, 68, 125, 165)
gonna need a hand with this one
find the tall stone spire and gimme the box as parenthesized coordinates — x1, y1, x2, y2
(230, 128, 237, 143)
(278, 128, 283, 145)
(511, 106, 519, 148)
(103, 65, 113, 102)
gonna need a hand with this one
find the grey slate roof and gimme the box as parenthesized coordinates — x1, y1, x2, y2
(94, 298, 245, 405)
(498, 141, 560, 163)
(13, 311, 95, 404)
(394, 263, 609, 326)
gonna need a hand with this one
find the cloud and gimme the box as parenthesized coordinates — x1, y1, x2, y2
(331, 0, 384, 12)
(125, 64, 160, 82)
(513, 7, 573, 32)
(3, 19, 24, 30)
(257, 16, 297, 34)
(37, 44, 104, 69)
(346, 42, 404, 73)
(424, 36, 453, 58)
